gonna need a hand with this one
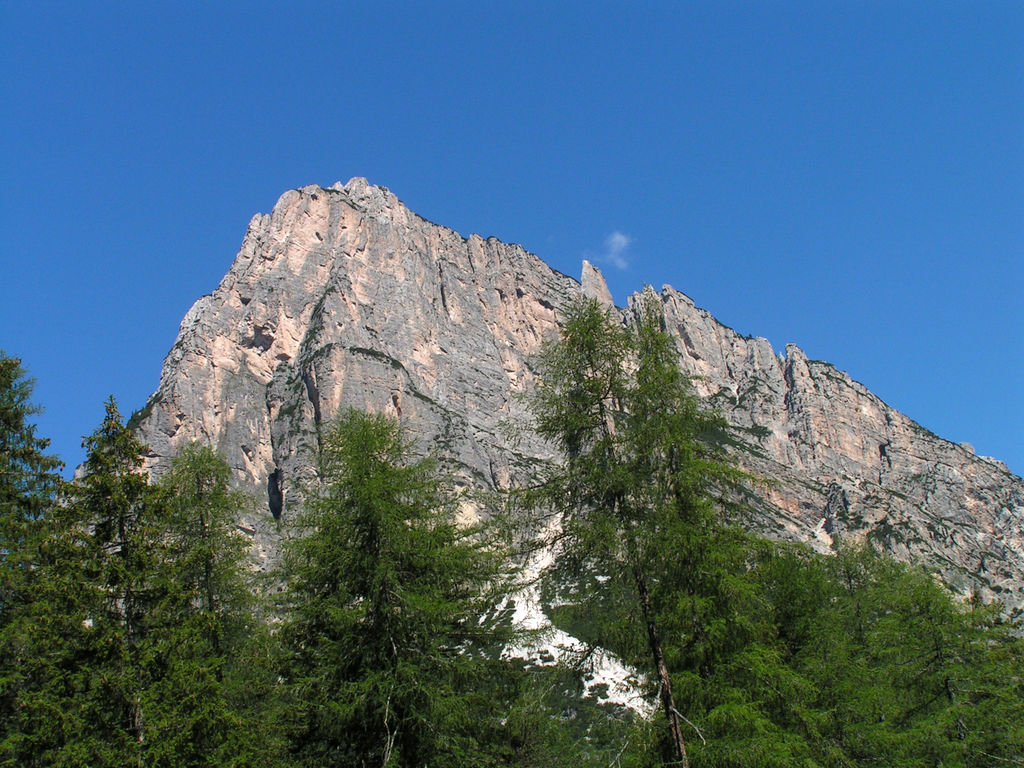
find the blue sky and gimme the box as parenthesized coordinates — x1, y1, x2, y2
(2, 1, 1022, 477)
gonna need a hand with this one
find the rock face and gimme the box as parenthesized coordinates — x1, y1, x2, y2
(650, 290, 1023, 616)
(134, 178, 1024, 617)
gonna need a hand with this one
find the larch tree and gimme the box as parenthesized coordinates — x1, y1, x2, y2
(147, 442, 284, 768)
(525, 293, 744, 767)
(278, 408, 517, 768)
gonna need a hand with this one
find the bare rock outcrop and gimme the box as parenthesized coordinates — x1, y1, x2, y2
(134, 179, 1024, 617)
(645, 288, 1023, 615)
(137, 179, 575, 563)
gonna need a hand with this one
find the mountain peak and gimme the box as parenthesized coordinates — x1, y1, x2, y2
(134, 181, 1024, 618)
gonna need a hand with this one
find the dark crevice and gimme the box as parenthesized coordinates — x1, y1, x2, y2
(438, 263, 449, 316)
(782, 359, 797, 416)
(879, 441, 893, 484)
(302, 367, 322, 427)
(265, 383, 283, 519)
(879, 441, 893, 468)
(247, 325, 274, 352)
(267, 468, 283, 520)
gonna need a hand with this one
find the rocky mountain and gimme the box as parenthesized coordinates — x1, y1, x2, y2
(133, 178, 1024, 618)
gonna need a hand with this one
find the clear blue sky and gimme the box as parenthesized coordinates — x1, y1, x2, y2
(2, 2, 1022, 477)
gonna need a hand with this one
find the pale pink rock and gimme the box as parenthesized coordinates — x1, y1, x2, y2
(134, 180, 1024, 619)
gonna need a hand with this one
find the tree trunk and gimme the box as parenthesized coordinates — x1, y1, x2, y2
(634, 564, 689, 768)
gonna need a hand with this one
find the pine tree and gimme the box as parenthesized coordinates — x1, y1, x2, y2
(278, 408, 515, 768)
(525, 293, 744, 767)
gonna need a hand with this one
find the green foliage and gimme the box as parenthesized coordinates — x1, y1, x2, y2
(668, 541, 1024, 768)
(0, 353, 65, 766)
(146, 443, 286, 767)
(69, 397, 169, 764)
(0, 351, 63, 543)
(0, 398, 164, 765)
(523, 296, 1024, 766)
(1, 341, 1021, 767)
(784, 544, 1024, 767)
(2, 391, 285, 767)
(278, 408, 519, 767)
(159, 444, 251, 648)
(0, 351, 63, 630)
(526, 293, 748, 766)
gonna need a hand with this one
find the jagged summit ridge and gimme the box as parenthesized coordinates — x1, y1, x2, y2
(135, 179, 1024, 616)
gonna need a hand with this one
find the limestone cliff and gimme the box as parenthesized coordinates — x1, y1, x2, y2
(134, 178, 1024, 617)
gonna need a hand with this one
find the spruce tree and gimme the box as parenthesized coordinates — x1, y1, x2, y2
(0, 397, 162, 765)
(5, 402, 285, 767)
(0, 352, 63, 633)
(70, 397, 168, 765)
(0, 353, 64, 765)
(0, 352, 63, 574)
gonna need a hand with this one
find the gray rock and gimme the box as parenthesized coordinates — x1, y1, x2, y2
(134, 179, 1024, 619)
(581, 259, 614, 307)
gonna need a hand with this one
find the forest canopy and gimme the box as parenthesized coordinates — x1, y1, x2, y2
(1, 324, 1021, 768)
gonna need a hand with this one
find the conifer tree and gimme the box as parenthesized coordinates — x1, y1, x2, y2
(70, 397, 168, 765)
(158, 444, 253, 678)
(0, 352, 63, 627)
(4, 400, 285, 767)
(526, 293, 743, 767)
(278, 409, 514, 768)
(147, 443, 284, 767)
(0, 397, 163, 765)
(802, 545, 1024, 766)
(0, 352, 64, 764)
(0, 352, 63, 572)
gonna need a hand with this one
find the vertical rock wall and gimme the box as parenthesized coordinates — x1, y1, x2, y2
(134, 179, 1024, 616)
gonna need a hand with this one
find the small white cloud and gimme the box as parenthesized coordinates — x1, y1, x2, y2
(603, 231, 631, 270)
